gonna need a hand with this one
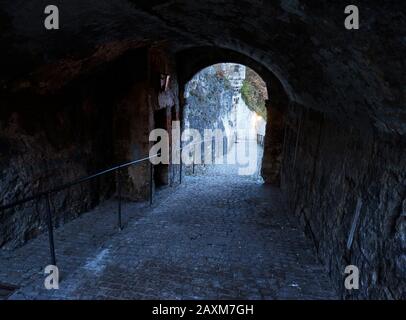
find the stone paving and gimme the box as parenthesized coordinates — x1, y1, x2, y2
(0, 162, 338, 300)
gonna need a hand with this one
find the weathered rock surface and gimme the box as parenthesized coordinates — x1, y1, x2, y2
(0, 0, 404, 300)
(184, 65, 234, 135)
(1, 1, 404, 135)
(281, 104, 406, 299)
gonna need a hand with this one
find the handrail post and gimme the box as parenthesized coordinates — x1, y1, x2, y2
(117, 171, 122, 230)
(149, 161, 153, 206)
(192, 152, 195, 175)
(45, 192, 57, 266)
(179, 140, 182, 184)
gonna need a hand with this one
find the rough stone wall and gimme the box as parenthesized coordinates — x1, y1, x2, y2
(0, 80, 115, 249)
(115, 80, 151, 200)
(262, 102, 284, 186)
(0, 0, 403, 299)
(0, 45, 178, 248)
(184, 65, 234, 136)
(149, 45, 181, 187)
(281, 104, 406, 299)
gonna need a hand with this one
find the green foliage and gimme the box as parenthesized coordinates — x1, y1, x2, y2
(241, 79, 267, 120)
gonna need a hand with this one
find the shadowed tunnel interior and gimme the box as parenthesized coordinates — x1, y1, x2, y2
(0, 1, 404, 300)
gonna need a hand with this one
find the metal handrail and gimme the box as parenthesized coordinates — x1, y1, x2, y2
(0, 154, 161, 266)
(0, 154, 160, 212)
(0, 136, 230, 267)
(257, 133, 265, 146)
(0, 136, 225, 211)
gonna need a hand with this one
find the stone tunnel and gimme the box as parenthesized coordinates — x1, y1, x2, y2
(0, 1, 404, 300)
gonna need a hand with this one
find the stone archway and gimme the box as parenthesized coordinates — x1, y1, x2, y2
(176, 46, 289, 185)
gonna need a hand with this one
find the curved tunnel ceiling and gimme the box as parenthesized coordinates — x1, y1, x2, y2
(176, 46, 281, 97)
(0, 0, 404, 134)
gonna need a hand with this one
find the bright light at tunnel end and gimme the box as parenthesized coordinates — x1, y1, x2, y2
(149, 121, 261, 176)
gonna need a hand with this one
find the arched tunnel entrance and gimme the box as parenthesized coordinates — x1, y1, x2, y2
(177, 47, 289, 186)
(0, 1, 404, 301)
(0, 45, 330, 300)
(181, 63, 268, 180)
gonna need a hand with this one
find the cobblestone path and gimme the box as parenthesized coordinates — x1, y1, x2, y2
(0, 165, 337, 299)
